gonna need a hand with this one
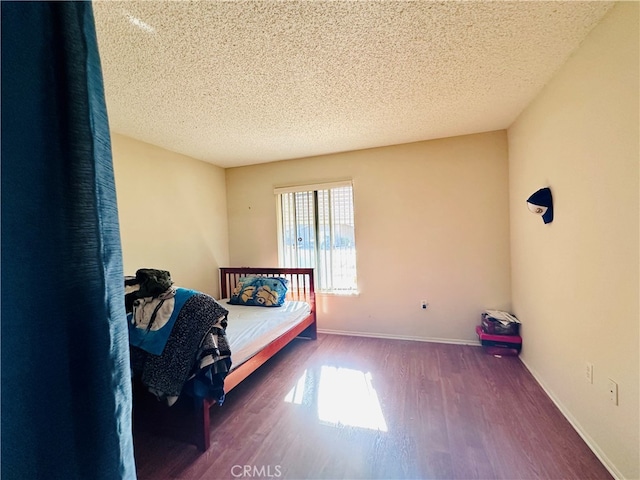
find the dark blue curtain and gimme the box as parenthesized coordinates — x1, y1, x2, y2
(1, 2, 136, 479)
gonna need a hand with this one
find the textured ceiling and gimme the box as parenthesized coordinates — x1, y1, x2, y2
(93, 1, 614, 168)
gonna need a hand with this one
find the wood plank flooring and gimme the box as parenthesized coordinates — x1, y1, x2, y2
(132, 334, 612, 480)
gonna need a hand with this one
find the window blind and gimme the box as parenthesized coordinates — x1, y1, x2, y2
(276, 181, 357, 293)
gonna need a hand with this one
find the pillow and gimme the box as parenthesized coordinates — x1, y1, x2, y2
(228, 276, 288, 307)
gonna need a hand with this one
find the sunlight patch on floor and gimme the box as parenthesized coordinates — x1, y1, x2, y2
(284, 366, 388, 432)
(284, 369, 308, 405)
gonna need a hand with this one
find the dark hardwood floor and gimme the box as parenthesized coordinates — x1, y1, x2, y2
(132, 334, 612, 480)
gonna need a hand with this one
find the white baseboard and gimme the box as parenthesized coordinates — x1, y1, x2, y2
(518, 357, 622, 480)
(317, 328, 480, 346)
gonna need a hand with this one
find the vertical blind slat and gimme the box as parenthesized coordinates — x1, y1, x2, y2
(277, 185, 356, 292)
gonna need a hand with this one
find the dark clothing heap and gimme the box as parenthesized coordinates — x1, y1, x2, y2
(125, 269, 232, 406)
(125, 268, 173, 313)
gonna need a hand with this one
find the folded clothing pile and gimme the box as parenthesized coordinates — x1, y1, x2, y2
(476, 310, 522, 356)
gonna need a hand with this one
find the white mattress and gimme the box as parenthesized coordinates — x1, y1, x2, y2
(221, 299, 312, 369)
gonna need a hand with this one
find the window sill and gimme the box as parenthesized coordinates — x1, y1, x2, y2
(317, 290, 360, 297)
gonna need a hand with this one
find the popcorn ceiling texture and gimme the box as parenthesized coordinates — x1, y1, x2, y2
(93, 1, 613, 168)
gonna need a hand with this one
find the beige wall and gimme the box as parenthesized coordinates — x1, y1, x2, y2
(507, 3, 639, 478)
(226, 131, 511, 343)
(111, 134, 229, 297)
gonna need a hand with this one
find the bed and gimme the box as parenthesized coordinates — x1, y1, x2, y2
(131, 267, 316, 451)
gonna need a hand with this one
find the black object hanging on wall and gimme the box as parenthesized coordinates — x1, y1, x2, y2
(527, 187, 554, 224)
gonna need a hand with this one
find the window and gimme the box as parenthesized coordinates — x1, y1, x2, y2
(275, 181, 357, 293)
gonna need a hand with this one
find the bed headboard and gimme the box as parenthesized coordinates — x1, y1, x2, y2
(220, 267, 315, 307)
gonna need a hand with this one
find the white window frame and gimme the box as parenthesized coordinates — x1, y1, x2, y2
(275, 180, 358, 294)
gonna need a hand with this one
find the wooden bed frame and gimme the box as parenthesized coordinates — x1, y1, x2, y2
(191, 267, 317, 451)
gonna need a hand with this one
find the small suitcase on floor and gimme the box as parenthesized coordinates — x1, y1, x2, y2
(475, 325, 522, 356)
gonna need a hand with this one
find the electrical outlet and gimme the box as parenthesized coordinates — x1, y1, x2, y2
(421, 300, 428, 310)
(608, 379, 618, 405)
(585, 362, 593, 384)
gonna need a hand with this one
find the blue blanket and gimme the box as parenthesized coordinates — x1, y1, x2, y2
(128, 287, 197, 355)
